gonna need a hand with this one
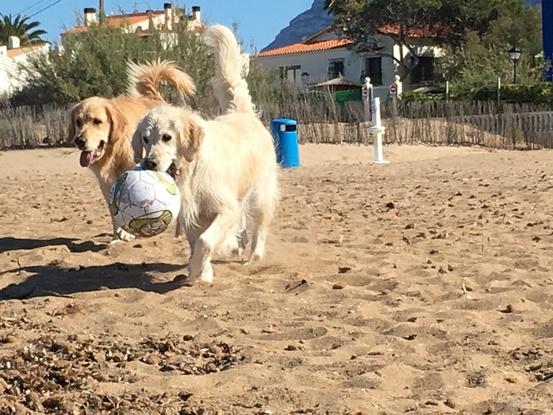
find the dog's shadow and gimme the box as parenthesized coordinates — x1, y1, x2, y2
(0, 261, 188, 301)
(0, 237, 106, 254)
(0, 236, 187, 300)
(0, 237, 247, 301)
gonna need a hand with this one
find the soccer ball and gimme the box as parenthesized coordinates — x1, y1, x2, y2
(109, 167, 181, 238)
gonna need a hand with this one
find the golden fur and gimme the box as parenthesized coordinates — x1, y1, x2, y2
(69, 60, 195, 241)
(134, 25, 279, 283)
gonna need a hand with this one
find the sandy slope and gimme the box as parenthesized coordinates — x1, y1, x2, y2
(0, 145, 552, 414)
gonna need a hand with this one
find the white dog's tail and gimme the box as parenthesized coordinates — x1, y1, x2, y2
(127, 59, 196, 101)
(203, 25, 255, 114)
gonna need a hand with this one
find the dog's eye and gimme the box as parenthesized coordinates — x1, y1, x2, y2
(75, 119, 83, 128)
(162, 134, 172, 142)
(143, 136, 149, 144)
(93, 118, 102, 125)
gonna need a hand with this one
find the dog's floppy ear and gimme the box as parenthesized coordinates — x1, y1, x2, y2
(105, 103, 128, 143)
(178, 119, 204, 162)
(131, 119, 145, 164)
(67, 104, 79, 142)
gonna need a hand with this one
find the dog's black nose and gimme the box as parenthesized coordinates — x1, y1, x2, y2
(74, 136, 86, 149)
(142, 158, 157, 170)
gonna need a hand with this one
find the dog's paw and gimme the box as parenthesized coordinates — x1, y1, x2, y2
(245, 252, 262, 266)
(189, 263, 214, 284)
(115, 227, 136, 242)
(200, 265, 214, 284)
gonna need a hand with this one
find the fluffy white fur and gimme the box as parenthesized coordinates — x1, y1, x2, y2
(134, 25, 278, 283)
(202, 25, 256, 114)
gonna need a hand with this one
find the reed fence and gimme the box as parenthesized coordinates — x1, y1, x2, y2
(0, 104, 69, 149)
(1, 95, 553, 150)
(258, 95, 553, 149)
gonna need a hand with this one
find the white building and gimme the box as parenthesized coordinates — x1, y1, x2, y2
(256, 26, 442, 100)
(0, 36, 49, 98)
(61, 3, 202, 44)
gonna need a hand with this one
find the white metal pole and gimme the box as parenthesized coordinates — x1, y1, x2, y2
(362, 77, 373, 122)
(369, 97, 389, 164)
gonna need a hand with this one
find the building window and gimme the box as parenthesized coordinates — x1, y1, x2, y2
(279, 65, 301, 82)
(279, 66, 286, 81)
(366, 57, 382, 86)
(328, 59, 345, 79)
(411, 56, 435, 83)
(287, 65, 301, 82)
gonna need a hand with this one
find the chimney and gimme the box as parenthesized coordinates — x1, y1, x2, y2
(164, 3, 173, 30)
(84, 8, 97, 27)
(192, 6, 201, 23)
(8, 36, 20, 49)
(0, 46, 7, 56)
(147, 10, 155, 31)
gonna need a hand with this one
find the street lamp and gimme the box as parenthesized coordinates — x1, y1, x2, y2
(508, 46, 522, 84)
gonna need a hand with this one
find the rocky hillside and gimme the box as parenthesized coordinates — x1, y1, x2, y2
(261, 0, 334, 51)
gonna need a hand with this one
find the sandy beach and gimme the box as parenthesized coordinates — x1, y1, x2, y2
(0, 144, 552, 414)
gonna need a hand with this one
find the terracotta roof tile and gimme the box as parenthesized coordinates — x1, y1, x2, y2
(259, 23, 440, 57)
(6, 43, 47, 58)
(257, 38, 353, 57)
(64, 11, 163, 33)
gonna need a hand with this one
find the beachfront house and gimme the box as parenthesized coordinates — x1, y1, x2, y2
(0, 37, 49, 98)
(61, 3, 203, 46)
(256, 4, 442, 101)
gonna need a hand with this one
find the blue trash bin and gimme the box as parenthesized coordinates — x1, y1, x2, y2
(270, 118, 300, 168)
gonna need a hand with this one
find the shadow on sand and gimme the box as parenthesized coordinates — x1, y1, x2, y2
(0, 262, 188, 301)
(0, 237, 107, 254)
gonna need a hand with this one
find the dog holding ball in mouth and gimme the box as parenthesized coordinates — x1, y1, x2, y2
(69, 60, 195, 242)
(134, 25, 279, 284)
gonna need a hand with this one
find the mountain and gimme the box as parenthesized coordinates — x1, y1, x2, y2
(261, 0, 334, 51)
(262, 0, 542, 52)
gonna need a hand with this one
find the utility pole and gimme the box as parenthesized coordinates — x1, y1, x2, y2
(543, 0, 553, 81)
(99, 0, 106, 25)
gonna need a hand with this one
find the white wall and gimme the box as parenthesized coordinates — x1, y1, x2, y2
(258, 48, 361, 85)
(257, 34, 443, 101)
(257, 35, 397, 101)
(0, 44, 49, 97)
(0, 57, 16, 98)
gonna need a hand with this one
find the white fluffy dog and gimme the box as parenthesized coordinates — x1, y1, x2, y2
(134, 25, 279, 283)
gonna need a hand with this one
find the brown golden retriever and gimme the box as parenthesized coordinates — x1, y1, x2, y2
(69, 60, 195, 241)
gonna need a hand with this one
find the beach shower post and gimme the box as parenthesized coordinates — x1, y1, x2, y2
(369, 97, 389, 164)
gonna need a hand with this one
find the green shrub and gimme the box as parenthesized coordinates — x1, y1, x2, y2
(402, 90, 445, 103)
(403, 82, 553, 105)
(12, 23, 215, 110)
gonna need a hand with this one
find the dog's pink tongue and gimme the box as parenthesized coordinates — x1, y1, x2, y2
(80, 151, 94, 167)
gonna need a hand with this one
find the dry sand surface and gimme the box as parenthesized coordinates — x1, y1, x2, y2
(1, 144, 553, 414)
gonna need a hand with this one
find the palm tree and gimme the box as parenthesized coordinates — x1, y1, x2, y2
(0, 14, 47, 46)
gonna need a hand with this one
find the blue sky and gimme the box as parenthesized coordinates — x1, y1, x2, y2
(1, 0, 313, 51)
